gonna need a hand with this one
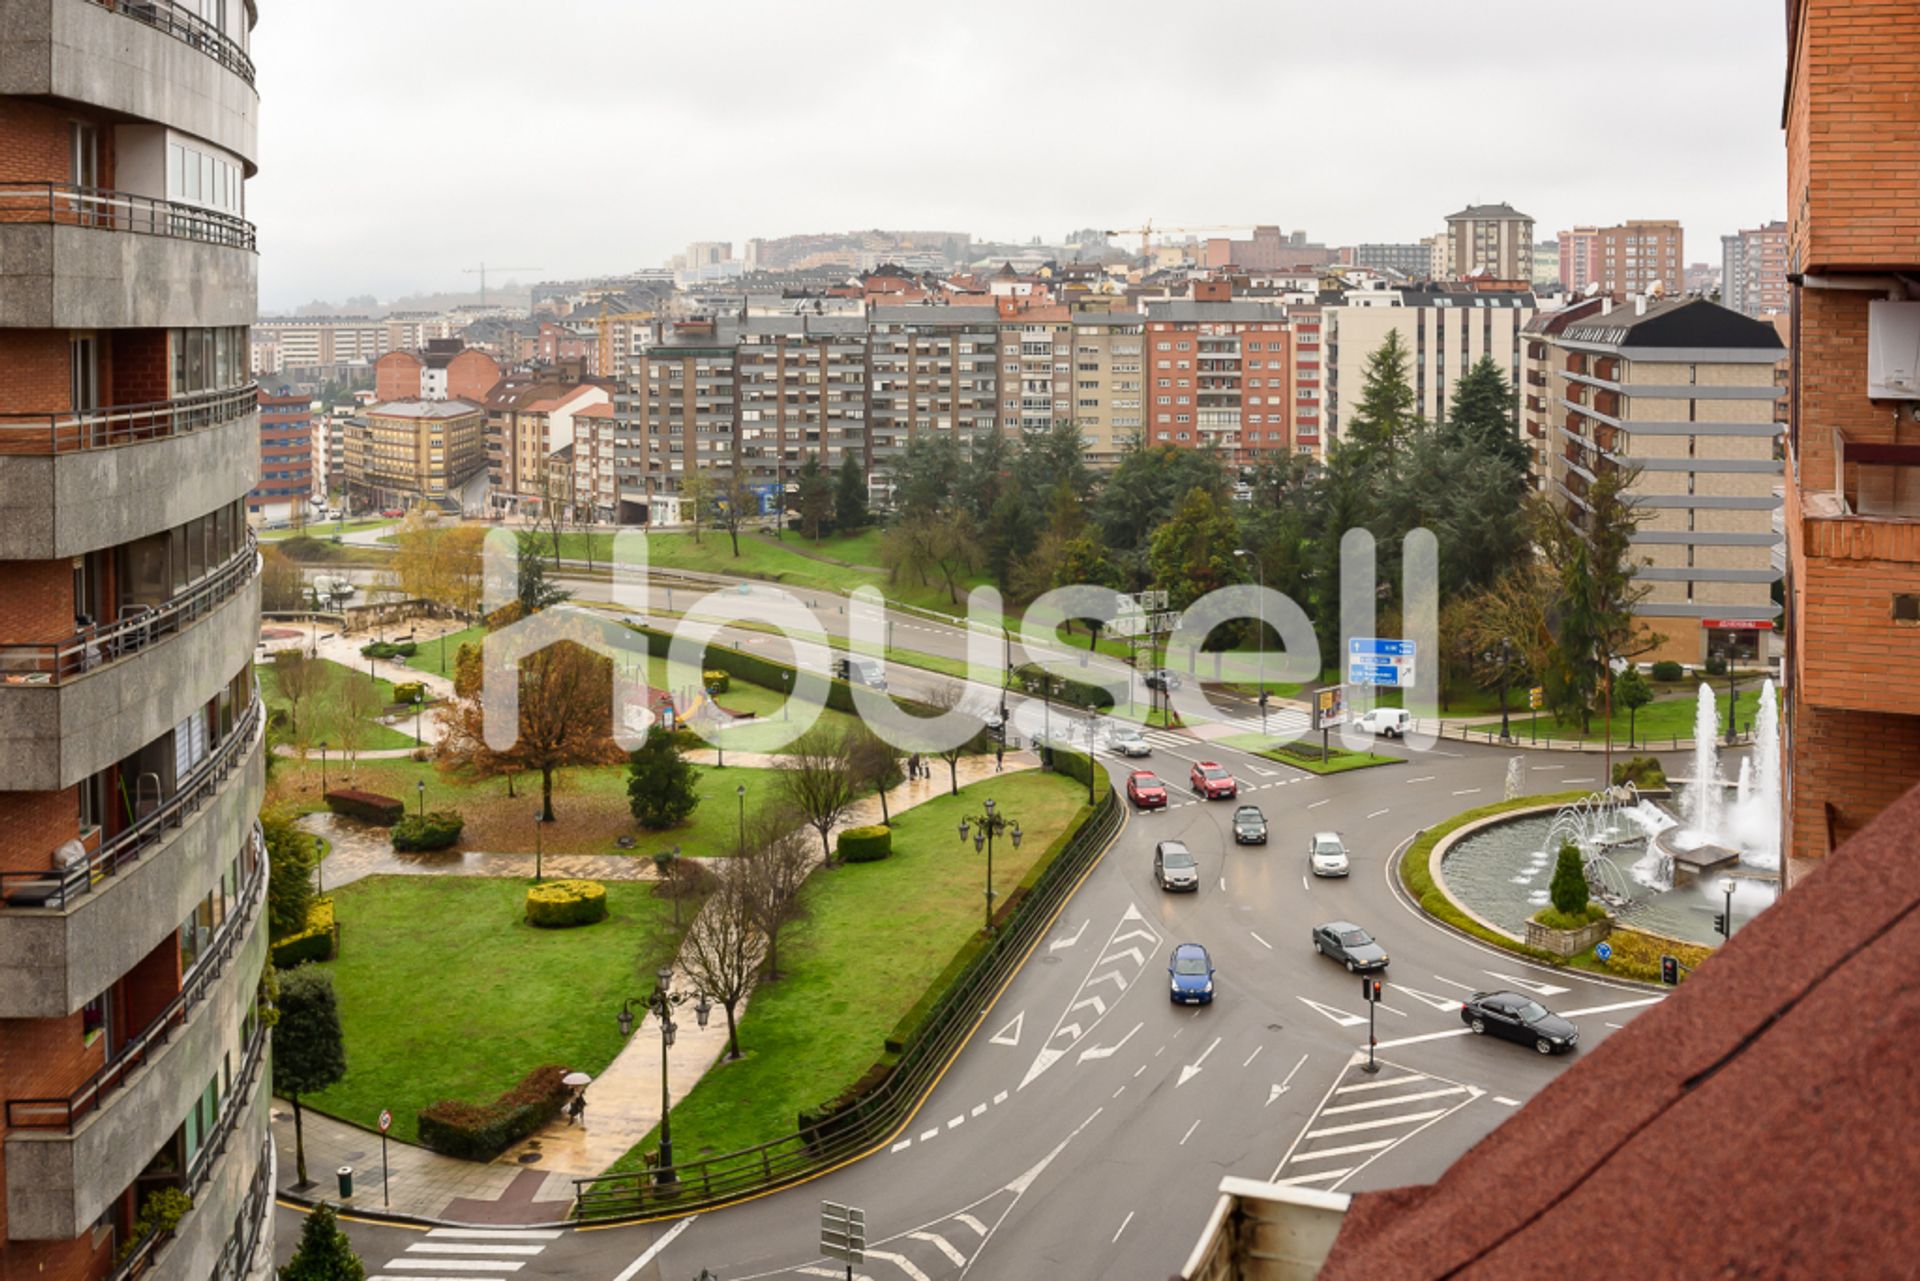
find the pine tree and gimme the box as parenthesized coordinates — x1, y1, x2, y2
(280, 1202, 366, 1281)
(832, 452, 869, 533)
(794, 458, 834, 542)
(1343, 330, 1419, 470)
(626, 726, 702, 830)
(1442, 355, 1530, 477)
(272, 968, 347, 1189)
(1548, 839, 1590, 919)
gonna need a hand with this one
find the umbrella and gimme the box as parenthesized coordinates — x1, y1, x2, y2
(562, 1071, 592, 1087)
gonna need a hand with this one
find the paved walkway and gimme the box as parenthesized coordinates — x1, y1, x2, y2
(297, 811, 670, 891)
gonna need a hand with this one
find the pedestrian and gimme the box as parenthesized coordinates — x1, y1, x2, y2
(568, 1092, 586, 1127)
(994, 741, 1005, 772)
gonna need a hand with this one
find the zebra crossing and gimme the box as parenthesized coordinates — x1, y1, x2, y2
(767, 1189, 1013, 1281)
(1268, 1058, 1481, 1193)
(369, 1227, 562, 1280)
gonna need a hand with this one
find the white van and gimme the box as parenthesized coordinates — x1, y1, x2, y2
(834, 656, 887, 690)
(1356, 707, 1413, 739)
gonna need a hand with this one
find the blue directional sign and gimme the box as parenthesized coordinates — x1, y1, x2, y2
(1595, 941, 1614, 963)
(1350, 638, 1416, 658)
(1348, 638, 1416, 688)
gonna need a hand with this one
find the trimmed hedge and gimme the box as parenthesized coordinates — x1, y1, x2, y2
(701, 669, 730, 694)
(620, 621, 941, 721)
(272, 898, 335, 968)
(392, 681, 427, 706)
(1650, 660, 1684, 682)
(1612, 755, 1669, 789)
(392, 810, 464, 852)
(836, 825, 892, 863)
(1013, 663, 1115, 711)
(326, 789, 403, 826)
(417, 1064, 573, 1161)
(525, 879, 608, 928)
(1532, 902, 1609, 931)
(359, 640, 418, 660)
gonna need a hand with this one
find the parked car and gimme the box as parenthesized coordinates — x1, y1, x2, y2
(1357, 707, 1414, 739)
(1107, 724, 1152, 757)
(833, 656, 887, 690)
(1167, 942, 1215, 1005)
(1189, 761, 1238, 800)
(1460, 991, 1579, 1055)
(1126, 771, 1168, 810)
(1143, 668, 1182, 693)
(1309, 831, 1350, 877)
(1232, 805, 1268, 844)
(1154, 840, 1199, 892)
(380, 507, 405, 518)
(1311, 921, 1389, 972)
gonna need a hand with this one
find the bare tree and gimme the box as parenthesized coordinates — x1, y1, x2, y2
(846, 720, 904, 826)
(739, 813, 812, 981)
(677, 862, 766, 1059)
(337, 670, 383, 774)
(439, 638, 623, 820)
(273, 650, 325, 742)
(715, 467, 756, 559)
(923, 682, 986, 797)
(681, 470, 715, 545)
(776, 725, 859, 862)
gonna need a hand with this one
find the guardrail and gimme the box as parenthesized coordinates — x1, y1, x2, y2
(1430, 720, 1756, 754)
(0, 383, 259, 455)
(573, 777, 1122, 1220)
(0, 699, 262, 911)
(0, 181, 256, 250)
(0, 534, 257, 682)
(5, 823, 264, 1131)
(88, 0, 257, 86)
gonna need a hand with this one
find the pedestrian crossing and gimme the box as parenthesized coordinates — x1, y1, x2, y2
(1268, 1060, 1481, 1193)
(765, 1190, 1009, 1281)
(370, 1228, 562, 1280)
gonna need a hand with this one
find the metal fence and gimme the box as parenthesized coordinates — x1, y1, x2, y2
(87, 0, 257, 85)
(0, 182, 256, 249)
(0, 383, 259, 455)
(572, 780, 1123, 1221)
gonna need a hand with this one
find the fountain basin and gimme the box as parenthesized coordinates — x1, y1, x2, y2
(1653, 825, 1742, 887)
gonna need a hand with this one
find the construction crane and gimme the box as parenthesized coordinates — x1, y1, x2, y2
(462, 262, 543, 307)
(1102, 221, 1260, 260)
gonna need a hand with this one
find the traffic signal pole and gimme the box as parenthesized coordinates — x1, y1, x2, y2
(1361, 977, 1381, 1073)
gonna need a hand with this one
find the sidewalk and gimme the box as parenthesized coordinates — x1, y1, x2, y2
(296, 811, 673, 891)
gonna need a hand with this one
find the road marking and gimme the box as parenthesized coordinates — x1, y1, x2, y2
(1334, 1073, 1428, 1094)
(1452, 788, 1482, 796)
(1483, 970, 1572, 996)
(1405, 776, 1435, 784)
(1305, 1108, 1451, 1139)
(1112, 1211, 1135, 1243)
(1429, 974, 1478, 991)
(1219, 876, 1227, 891)
(1607, 1021, 1625, 1029)
(1274, 1168, 1353, 1187)
(408, 1245, 547, 1256)
(993, 1090, 1008, 1104)
(1177, 1036, 1222, 1087)
(910, 1233, 968, 1267)
(989, 1011, 1024, 1047)
(920, 1128, 939, 1142)
(1302, 874, 1311, 891)
(866, 1250, 931, 1281)
(971, 1103, 987, 1118)
(1564, 777, 1595, 783)
(891, 1140, 911, 1153)
(1180, 1118, 1202, 1146)
(1049, 920, 1089, 951)
(609, 1215, 697, 1281)
(1564, 996, 1665, 1018)
(1296, 996, 1369, 1028)
(955, 1214, 988, 1236)
(1273, 1052, 1310, 1103)
(1366, 808, 1390, 819)
(424, 1231, 563, 1241)
(797, 1269, 870, 1281)
(1087, 972, 1129, 993)
(1493, 1096, 1521, 1107)
(380, 1264, 524, 1274)
(1288, 1139, 1397, 1162)
(1101, 947, 1147, 967)
(1250, 931, 1274, 950)
(1308, 799, 1331, 809)
(1323, 1086, 1469, 1115)
(1078, 1021, 1142, 1063)
(1374, 1028, 1474, 1049)
(1533, 764, 1563, 770)
(1243, 1045, 1264, 1068)
(1132, 1065, 1146, 1078)
(1113, 1086, 1125, 1098)
(1071, 995, 1108, 1018)
(1394, 985, 1465, 1013)
(947, 1115, 964, 1130)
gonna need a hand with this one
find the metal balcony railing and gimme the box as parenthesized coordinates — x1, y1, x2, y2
(87, 0, 257, 86)
(0, 182, 255, 250)
(0, 383, 258, 455)
(0, 533, 257, 683)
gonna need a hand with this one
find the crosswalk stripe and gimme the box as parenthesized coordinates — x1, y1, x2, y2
(910, 1232, 968, 1266)
(1332, 1074, 1428, 1094)
(866, 1249, 932, 1281)
(1305, 1108, 1448, 1139)
(407, 1245, 547, 1256)
(424, 1230, 562, 1241)
(1287, 1139, 1398, 1163)
(380, 1262, 525, 1273)
(955, 1213, 989, 1236)
(1273, 1168, 1352, 1187)
(1321, 1086, 1469, 1116)
(798, 1268, 873, 1281)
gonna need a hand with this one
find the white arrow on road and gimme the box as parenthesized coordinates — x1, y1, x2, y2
(1111, 928, 1159, 948)
(1087, 972, 1130, 993)
(1177, 1036, 1222, 1087)
(1070, 996, 1108, 1018)
(1101, 947, 1147, 968)
(1296, 997, 1371, 1029)
(1078, 1021, 1142, 1063)
(1394, 986, 1465, 1013)
(989, 1011, 1024, 1047)
(1050, 1023, 1082, 1044)
(1049, 920, 1089, 952)
(1484, 970, 1572, 997)
(1267, 1052, 1311, 1106)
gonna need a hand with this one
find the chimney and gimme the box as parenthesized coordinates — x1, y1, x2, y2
(1602, 296, 1614, 316)
(1635, 294, 1647, 316)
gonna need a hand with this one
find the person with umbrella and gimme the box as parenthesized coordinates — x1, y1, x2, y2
(563, 1071, 592, 1125)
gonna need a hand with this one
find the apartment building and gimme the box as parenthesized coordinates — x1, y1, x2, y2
(319, 404, 353, 498)
(0, 2, 274, 1279)
(373, 340, 502, 404)
(996, 303, 1075, 435)
(483, 378, 612, 514)
(1069, 311, 1146, 467)
(1593, 220, 1685, 299)
(1532, 240, 1564, 292)
(615, 318, 741, 522)
(1559, 226, 1601, 294)
(249, 390, 314, 521)
(1142, 286, 1305, 463)
(1544, 297, 1784, 668)
(1721, 221, 1789, 317)
(344, 401, 487, 512)
(1323, 286, 1537, 442)
(1350, 243, 1430, 279)
(570, 403, 618, 522)
(866, 306, 1002, 478)
(1780, 0, 1920, 868)
(253, 315, 389, 373)
(1521, 297, 1608, 487)
(736, 314, 869, 500)
(1444, 203, 1535, 281)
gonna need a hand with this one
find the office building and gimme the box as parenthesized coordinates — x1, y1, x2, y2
(1721, 221, 1789, 317)
(1322, 286, 1537, 441)
(1444, 203, 1535, 280)
(344, 401, 486, 513)
(249, 391, 314, 521)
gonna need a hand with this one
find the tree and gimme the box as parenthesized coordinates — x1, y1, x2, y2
(1441, 355, 1531, 477)
(1052, 536, 1122, 648)
(890, 434, 963, 522)
(260, 544, 307, 612)
(776, 725, 858, 862)
(794, 457, 834, 543)
(1304, 441, 1379, 667)
(833, 452, 869, 533)
(1615, 664, 1654, 748)
(439, 639, 623, 820)
(739, 811, 812, 980)
(1093, 442, 1229, 554)
(984, 485, 1042, 594)
(280, 1201, 366, 1281)
(273, 967, 347, 1190)
(535, 469, 570, 566)
(626, 726, 701, 830)
(677, 861, 765, 1059)
(1548, 839, 1590, 918)
(714, 466, 756, 559)
(881, 508, 981, 605)
(681, 469, 715, 545)
(1343, 329, 1419, 470)
(262, 806, 318, 940)
(273, 650, 326, 741)
(513, 530, 570, 616)
(1147, 487, 1243, 612)
(923, 681, 985, 796)
(846, 721, 904, 826)
(335, 672, 383, 774)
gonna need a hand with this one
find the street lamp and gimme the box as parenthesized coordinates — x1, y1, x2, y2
(711, 686, 724, 768)
(653, 844, 684, 926)
(958, 799, 1022, 935)
(736, 783, 747, 856)
(414, 690, 425, 745)
(617, 968, 712, 1185)
(1234, 549, 1266, 730)
(1725, 668, 1741, 745)
(1718, 876, 1737, 940)
(416, 778, 425, 817)
(1483, 639, 1514, 743)
(318, 741, 329, 795)
(533, 809, 547, 883)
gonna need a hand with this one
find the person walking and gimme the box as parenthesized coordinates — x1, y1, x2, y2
(994, 741, 1005, 772)
(568, 1092, 586, 1127)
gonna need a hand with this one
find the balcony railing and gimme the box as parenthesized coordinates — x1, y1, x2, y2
(0, 183, 255, 250)
(87, 0, 257, 86)
(6, 823, 263, 1132)
(0, 383, 259, 455)
(0, 698, 262, 911)
(0, 533, 257, 684)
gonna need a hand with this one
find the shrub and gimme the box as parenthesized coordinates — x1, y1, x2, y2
(1612, 755, 1669, 789)
(1013, 663, 1115, 711)
(1650, 660, 1684, 682)
(117, 1187, 193, 1262)
(325, 789, 403, 826)
(1593, 926, 1712, 984)
(524, 879, 608, 927)
(798, 1055, 897, 1150)
(627, 728, 701, 830)
(392, 681, 426, 706)
(359, 640, 418, 660)
(1703, 653, 1729, 677)
(1531, 902, 1609, 931)
(1549, 839, 1590, 916)
(701, 669, 730, 694)
(272, 898, 336, 969)
(836, 824, 892, 863)
(392, 810, 464, 852)
(417, 1064, 572, 1160)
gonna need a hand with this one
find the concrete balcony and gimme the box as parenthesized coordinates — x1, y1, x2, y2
(0, 0, 258, 167)
(0, 707, 262, 1016)
(0, 186, 255, 330)
(4, 833, 268, 1240)
(0, 555, 258, 793)
(140, 1112, 271, 1281)
(0, 389, 259, 559)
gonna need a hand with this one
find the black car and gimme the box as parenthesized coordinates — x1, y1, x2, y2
(1459, 990, 1579, 1055)
(1231, 805, 1268, 844)
(1310, 921, 1389, 973)
(1143, 668, 1182, 693)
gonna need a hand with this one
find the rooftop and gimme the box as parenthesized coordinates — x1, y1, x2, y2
(1447, 202, 1533, 222)
(367, 399, 482, 419)
(1560, 297, 1786, 350)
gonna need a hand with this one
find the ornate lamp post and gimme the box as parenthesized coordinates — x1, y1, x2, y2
(958, 800, 1022, 935)
(736, 783, 747, 855)
(318, 741, 329, 795)
(618, 969, 711, 1185)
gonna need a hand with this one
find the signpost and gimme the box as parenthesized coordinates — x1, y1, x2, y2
(377, 1109, 392, 1207)
(821, 1201, 866, 1279)
(1529, 685, 1544, 745)
(1595, 941, 1613, 964)
(1315, 685, 1346, 763)
(1347, 638, 1416, 689)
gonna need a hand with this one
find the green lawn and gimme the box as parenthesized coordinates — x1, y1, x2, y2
(1223, 735, 1402, 775)
(261, 518, 395, 542)
(412, 624, 489, 678)
(1468, 689, 1763, 745)
(269, 536, 396, 567)
(299, 876, 683, 1145)
(257, 659, 417, 751)
(602, 769, 1092, 1173)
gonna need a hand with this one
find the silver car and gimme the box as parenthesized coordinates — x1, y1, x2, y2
(1309, 831, 1350, 878)
(1107, 725, 1152, 757)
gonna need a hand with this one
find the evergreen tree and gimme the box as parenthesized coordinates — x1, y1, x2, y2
(626, 726, 702, 830)
(513, 530, 569, 616)
(794, 458, 834, 542)
(985, 486, 1042, 593)
(1148, 487, 1244, 612)
(960, 428, 1014, 523)
(832, 452, 869, 533)
(1093, 442, 1230, 553)
(1615, 665, 1654, 747)
(262, 806, 318, 941)
(273, 968, 347, 1189)
(890, 434, 962, 521)
(1442, 355, 1531, 477)
(1303, 441, 1378, 667)
(1343, 329, 1420, 470)
(280, 1202, 366, 1281)
(1548, 839, 1590, 918)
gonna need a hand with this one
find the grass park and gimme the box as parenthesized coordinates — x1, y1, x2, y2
(257, 657, 418, 752)
(1466, 688, 1762, 746)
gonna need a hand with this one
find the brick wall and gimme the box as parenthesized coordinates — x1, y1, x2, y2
(447, 349, 503, 403)
(0, 328, 74, 416)
(0, 1004, 109, 1245)
(120, 932, 183, 1036)
(0, 558, 76, 646)
(0, 789, 78, 876)
(374, 351, 422, 402)
(109, 329, 170, 405)
(1788, 698, 1920, 860)
(0, 98, 71, 185)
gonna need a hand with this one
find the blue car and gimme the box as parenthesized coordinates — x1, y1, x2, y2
(1168, 943, 1215, 1005)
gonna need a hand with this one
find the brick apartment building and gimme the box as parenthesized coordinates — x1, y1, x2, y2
(1142, 283, 1309, 462)
(373, 338, 501, 403)
(1781, 0, 1920, 870)
(1592, 219, 1685, 299)
(1722, 220, 1790, 317)
(345, 400, 487, 513)
(0, 1, 274, 1278)
(482, 377, 613, 516)
(737, 314, 870, 506)
(249, 389, 313, 521)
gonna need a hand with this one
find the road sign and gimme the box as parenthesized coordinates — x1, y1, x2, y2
(1594, 942, 1613, 963)
(821, 1201, 866, 1266)
(377, 1109, 392, 1134)
(1315, 685, 1346, 730)
(1350, 638, 1415, 658)
(1347, 638, 1416, 688)
(1529, 686, 1545, 710)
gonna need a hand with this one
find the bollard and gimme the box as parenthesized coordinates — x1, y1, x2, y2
(337, 1166, 354, 1199)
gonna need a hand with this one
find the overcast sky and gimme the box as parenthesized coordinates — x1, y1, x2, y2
(250, 0, 1788, 311)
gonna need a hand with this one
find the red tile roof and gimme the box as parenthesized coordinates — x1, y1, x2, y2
(1321, 781, 1920, 1279)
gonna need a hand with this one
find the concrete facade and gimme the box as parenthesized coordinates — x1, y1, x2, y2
(0, 223, 257, 331)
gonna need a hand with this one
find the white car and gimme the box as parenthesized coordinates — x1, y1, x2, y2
(1309, 831, 1351, 878)
(1357, 707, 1414, 739)
(1106, 725, 1152, 757)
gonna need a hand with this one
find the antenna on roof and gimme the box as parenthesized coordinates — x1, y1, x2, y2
(1582, 281, 1602, 298)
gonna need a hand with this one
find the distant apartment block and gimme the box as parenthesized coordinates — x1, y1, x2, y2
(1720, 221, 1788, 317)
(374, 339, 502, 403)
(1068, 310, 1147, 468)
(1143, 284, 1310, 462)
(1444, 203, 1535, 280)
(344, 400, 487, 512)
(1350, 243, 1431, 279)
(1558, 226, 1601, 294)
(484, 378, 614, 515)
(1593, 220, 1685, 298)
(867, 307, 1003, 478)
(1323, 286, 1536, 441)
(1532, 240, 1563, 291)
(616, 318, 742, 523)
(737, 314, 870, 500)
(1203, 227, 1334, 271)
(250, 390, 315, 521)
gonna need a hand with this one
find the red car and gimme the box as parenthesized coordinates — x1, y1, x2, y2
(1126, 770, 1168, 810)
(1190, 761, 1238, 800)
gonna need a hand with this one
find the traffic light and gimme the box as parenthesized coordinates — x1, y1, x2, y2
(1660, 955, 1679, 985)
(1361, 977, 1382, 1003)
(1713, 913, 1728, 938)
(1258, 691, 1270, 708)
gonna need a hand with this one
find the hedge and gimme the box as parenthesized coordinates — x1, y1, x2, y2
(1650, 660, 1684, 682)
(1013, 663, 1115, 711)
(325, 789, 403, 826)
(417, 1064, 573, 1161)
(1593, 926, 1712, 985)
(392, 681, 427, 706)
(620, 621, 941, 721)
(272, 898, 336, 968)
(392, 810, 464, 852)
(797, 1054, 899, 1148)
(836, 825, 892, 863)
(1612, 755, 1669, 789)
(525, 879, 608, 928)
(359, 640, 418, 660)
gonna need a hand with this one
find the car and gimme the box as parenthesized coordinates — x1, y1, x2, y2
(1126, 770, 1168, 809)
(832, 656, 887, 690)
(1357, 707, 1414, 739)
(1232, 805, 1268, 844)
(1167, 942, 1215, 1004)
(1311, 921, 1390, 972)
(1460, 990, 1579, 1055)
(1153, 840, 1200, 892)
(1189, 761, 1238, 799)
(1309, 831, 1350, 877)
(1143, 668, 1182, 693)
(380, 507, 405, 518)
(1106, 724, 1152, 758)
